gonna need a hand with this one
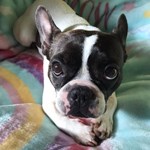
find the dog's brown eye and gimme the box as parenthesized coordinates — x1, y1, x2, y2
(52, 62, 63, 76)
(104, 65, 118, 80)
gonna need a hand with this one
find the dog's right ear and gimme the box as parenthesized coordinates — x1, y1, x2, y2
(35, 6, 61, 56)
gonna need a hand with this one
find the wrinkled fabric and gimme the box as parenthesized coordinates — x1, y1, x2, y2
(0, 0, 150, 150)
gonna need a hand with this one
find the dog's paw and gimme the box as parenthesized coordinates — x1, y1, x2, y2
(74, 124, 97, 146)
(93, 114, 113, 140)
(67, 118, 98, 146)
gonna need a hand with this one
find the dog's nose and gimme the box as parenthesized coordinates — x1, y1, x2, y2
(68, 85, 96, 106)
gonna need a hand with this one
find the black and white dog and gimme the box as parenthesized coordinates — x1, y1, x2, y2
(13, 0, 128, 146)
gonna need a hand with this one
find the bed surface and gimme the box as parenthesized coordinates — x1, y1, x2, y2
(0, 0, 150, 149)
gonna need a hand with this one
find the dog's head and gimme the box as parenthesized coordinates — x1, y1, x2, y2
(35, 6, 128, 118)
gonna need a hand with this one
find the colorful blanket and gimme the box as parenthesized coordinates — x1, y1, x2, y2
(0, 0, 150, 149)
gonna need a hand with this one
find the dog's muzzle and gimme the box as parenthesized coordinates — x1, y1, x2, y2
(55, 80, 106, 118)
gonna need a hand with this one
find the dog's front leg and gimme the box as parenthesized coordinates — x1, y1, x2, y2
(93, 92, 117, 140)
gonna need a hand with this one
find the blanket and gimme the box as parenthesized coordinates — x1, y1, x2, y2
(0, 0, 150, 149)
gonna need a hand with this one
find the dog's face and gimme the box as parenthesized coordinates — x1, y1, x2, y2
(35, 7, 128, 118)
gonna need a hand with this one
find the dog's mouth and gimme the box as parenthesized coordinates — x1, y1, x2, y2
(68, 107, 96, 118)
(72, 111, 98, 118)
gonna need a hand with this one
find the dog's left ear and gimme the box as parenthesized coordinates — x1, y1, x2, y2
(113, 14, 128, 49)
(35, 6, 61, 56)
(113, 14, 128, 62)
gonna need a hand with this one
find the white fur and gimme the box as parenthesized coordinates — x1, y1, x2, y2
(76, 35, 98, 80)
(73, 25, 100, 32)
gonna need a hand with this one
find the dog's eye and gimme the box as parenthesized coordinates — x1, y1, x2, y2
(52, 62, 63, 76)
(104, 65, 118, 80)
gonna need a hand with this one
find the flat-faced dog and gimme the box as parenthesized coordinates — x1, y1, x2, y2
(13, 0, 128, 146)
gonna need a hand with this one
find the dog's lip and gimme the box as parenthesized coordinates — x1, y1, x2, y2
(68, 115, 93, 125)
(68, 109, 96, 118)
(80, 111, 98, 118)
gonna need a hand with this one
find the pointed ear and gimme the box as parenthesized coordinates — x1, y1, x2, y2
(113, 14, 128, 49)
(35, 6, 61, 55)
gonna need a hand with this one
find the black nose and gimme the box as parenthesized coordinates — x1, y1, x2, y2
(68, 85, 96, 106)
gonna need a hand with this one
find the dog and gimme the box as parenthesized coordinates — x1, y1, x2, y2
(13, 0, 128, 146)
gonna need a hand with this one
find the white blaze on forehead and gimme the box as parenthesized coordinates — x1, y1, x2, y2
(77, 34, 98, 80)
